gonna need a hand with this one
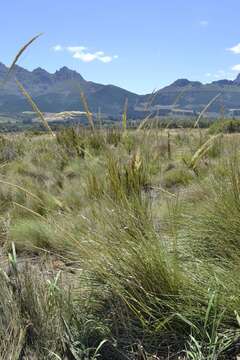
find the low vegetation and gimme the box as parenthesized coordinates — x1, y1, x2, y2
(0, 123, 240, 359)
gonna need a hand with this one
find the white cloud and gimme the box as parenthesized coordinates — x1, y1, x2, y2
(69, 47, 116, 63)
(67, 46, 86, 53)
(73, 52, 97, 62)
(99, 56, 112, 63)
(200, 20, 208, 27)
(228, 43, 240, 54)
(232, 64, 240, 71)
(204, 70, 236, 80)
(53, 44, 118, 63)
(53, 45, 63, 51)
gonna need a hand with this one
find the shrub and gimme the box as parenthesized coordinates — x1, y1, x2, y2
(162, 167, 194, 188)
(107, 151, 150, 201)
(0, 135, 26, 163)
(10, 219, 55, 252)
(177, 155, 240, 261)
(87, 131, 106, 153)
(0, 262, 64, 359)
(209, 119, 240, 134)
(56, 127, 85, 158)
(106, 128, 122, 147)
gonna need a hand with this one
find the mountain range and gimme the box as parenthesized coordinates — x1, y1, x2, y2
(1, 62, 240, 118)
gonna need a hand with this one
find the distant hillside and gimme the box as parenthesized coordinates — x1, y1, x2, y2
(2, 62, 240, 117)
(0, 62, 140, 116)
(141, 78, 240, 115)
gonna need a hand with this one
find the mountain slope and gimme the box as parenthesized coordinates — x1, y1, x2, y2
(2, 62, 240, 117)
(141, 78, 240, 114)
(0, 62, 141, 115)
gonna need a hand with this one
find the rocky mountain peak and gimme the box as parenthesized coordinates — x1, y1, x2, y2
(170, 79, 202, 87)
(54, 66, 84, 81)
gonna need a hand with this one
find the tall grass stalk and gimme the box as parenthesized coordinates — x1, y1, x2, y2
(15, 79, 55, 136)
(80, 91, 95, 131)
(2, 33, 42, 86)
(194, 93, 221, 128)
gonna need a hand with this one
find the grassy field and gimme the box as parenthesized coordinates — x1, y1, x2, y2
(0, 125, 240, 359)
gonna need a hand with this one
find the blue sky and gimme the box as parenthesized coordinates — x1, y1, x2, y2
(2, 0, 240, 94)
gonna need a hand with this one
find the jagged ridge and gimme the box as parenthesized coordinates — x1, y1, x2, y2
(1, 62, 240, 116)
